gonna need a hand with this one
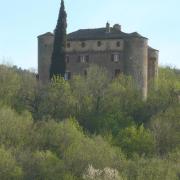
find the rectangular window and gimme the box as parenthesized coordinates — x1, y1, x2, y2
(116, 41, 121, 47)
(67, 42, 71, 48)
(78, 55, 89, 63)
(77, 56, 81, 63)
(97, 41, 101, 47)
(85, 55, 89, 62)
(114, 54, 119, 62)
(84, 69, 87, 77)
(65, 71, 71, 80)
(81, 42, 86, 48)
(111, 53, 121, 62)
(66, 56, 70, 63)
(81, 56, 85, 63)
(115, 69, 121, 77)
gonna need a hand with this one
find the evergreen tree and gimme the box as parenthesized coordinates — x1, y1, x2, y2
(50, 0, 67, 79)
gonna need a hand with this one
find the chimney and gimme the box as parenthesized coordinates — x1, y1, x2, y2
(106, 22, 110, 33)
(113, 24, 121, 31)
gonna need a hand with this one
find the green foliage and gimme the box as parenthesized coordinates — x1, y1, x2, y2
(94, 112, 135, 136)
(150, 105, 180, 155)
(0, 107, 33, 148)
(103, 75, 141, 115)
(34, 118, 124, 177)
(30, 150, 65, 180)
(115, 125, 155, 157)
(85, 65, 110, 113)
(34, 118, 84, 156)
(0, 64, 179, 179)
(50, 0, 67, 78)
(136, 67, 180, 124)
(0, 147, 23, 179)
(70, 75, 94, 116)
(37, 76, 76, 120)
(70, 65, 110, 132)
(0, 65, 21, 105)
(13, 70, 38, 113)
(122, 156, 179, 180)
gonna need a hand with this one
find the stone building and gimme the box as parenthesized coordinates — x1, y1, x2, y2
(38, 23, 158, 98)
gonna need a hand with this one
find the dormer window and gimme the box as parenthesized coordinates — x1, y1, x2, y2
(81, 42, 86, 48)
(97, 41, 101, 47)
(67, 42, 71, 48)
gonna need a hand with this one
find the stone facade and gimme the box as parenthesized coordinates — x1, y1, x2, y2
(38, 23, 159, 98)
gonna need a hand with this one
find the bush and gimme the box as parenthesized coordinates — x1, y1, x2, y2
(34, 118, 124, 177)
(0, 107, 33, 148)
(122, 156, 179, 180)
(150, 105, 180, 155)
(0, 65, 20, 105)
(115, 125, 155, 157)
(0, 147, 23, 179)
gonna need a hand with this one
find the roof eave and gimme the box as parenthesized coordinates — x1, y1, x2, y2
(37, 32, 54, 38)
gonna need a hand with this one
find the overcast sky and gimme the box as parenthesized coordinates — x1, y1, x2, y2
(0, 0, 179, 70)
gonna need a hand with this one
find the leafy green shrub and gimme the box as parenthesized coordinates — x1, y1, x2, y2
(150, 105, 180, 155)
(37, 76, 76, 121)
(122, 156, 179, 180)
(115, 125, 155, 157)
(34, 118, 125, 177)
(0, 147, 23, 179)
(0, 65, 20, 105)
(0, 107, 33, 148)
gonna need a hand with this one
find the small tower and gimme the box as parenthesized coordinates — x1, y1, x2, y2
(38, 32, 54, 84)
(124, 33, 148, 99)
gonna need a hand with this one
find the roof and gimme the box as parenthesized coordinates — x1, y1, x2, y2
(38, 26, 147, 40)
(148, 46, 159, 52)
(67, 27, 147, 41)
(38, 32, 53, 38)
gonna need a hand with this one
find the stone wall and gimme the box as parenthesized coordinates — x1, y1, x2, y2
(37, 32, 158, 99)
(66, 39, 124, 52)
(66, 51, 124, 78)
(38, 36, 124, 82)
(148, 48, 159, 82)
(38, 33, 54, 83)
(124, 37, 148, 98)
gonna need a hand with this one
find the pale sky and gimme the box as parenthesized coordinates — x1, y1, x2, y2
(0, 0, 180, 70)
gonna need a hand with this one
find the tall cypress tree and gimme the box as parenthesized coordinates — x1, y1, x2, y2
(50, 0, 67, 79)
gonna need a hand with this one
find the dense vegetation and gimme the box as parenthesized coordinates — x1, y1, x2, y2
(0, 64, 179, 179)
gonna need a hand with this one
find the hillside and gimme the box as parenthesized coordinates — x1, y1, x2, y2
(0, 64, 179, 180)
